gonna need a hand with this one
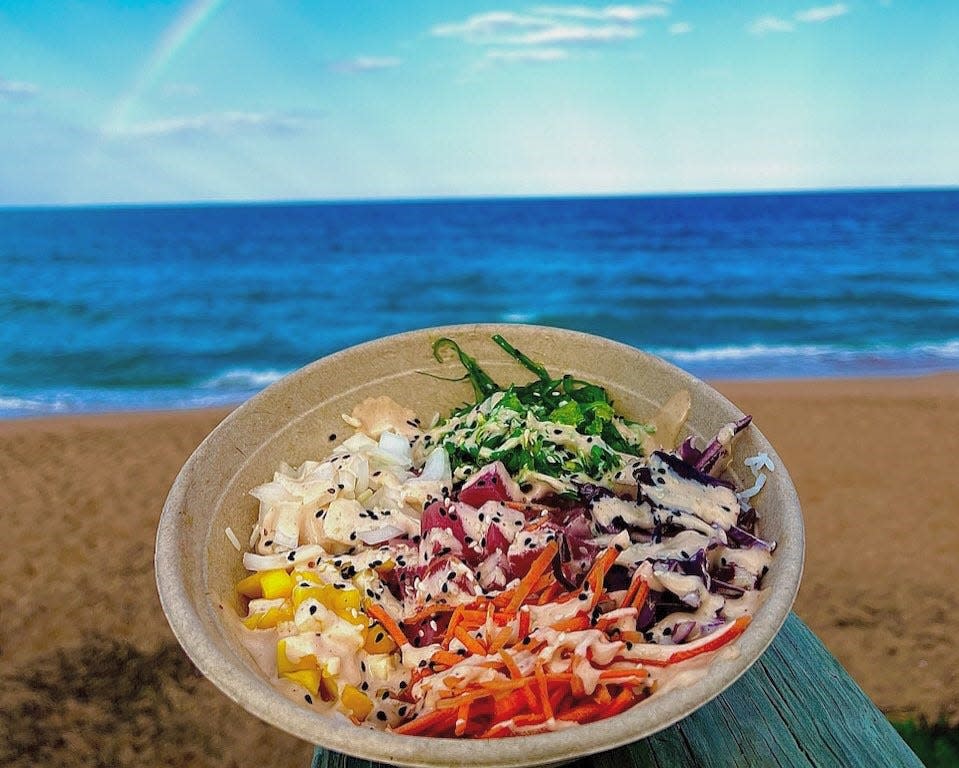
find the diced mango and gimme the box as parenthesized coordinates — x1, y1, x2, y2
(236, 571, 266, 599)
(292, 582, 327, 609)
(277, 637, 320, 674)
(242, 600, 293, 629)
(291, 580, 365, 625)
(282, 669, 322, 697)
(292, 570, 323, 585)
(341, 684, 373, 721)
(363, 622, 398, 655)
(320, 672, 338, 702)
(236, 568, 293, 599)
(326, 585, 362, 619)
(260, 569, 294, 599)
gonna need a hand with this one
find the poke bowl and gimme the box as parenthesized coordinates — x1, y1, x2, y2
(155, 324, 804, 767)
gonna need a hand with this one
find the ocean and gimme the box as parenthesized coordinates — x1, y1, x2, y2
(1, 189, 958, 418)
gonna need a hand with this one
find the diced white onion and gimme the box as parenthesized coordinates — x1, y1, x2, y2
(242, 544, 325, 571)
(225, 526, 241, 552)
(356, 525, 405, 545)
(418, 446, 451, 483)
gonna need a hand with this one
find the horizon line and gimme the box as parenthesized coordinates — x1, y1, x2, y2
(2, 183, 957, 212)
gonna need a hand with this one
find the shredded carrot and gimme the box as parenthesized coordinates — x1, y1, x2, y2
(594, 684, 612, 705)
(621, 571, 646, 609)
(534, 661, 553, 721)
(601, 688, 637, 717)
(498, 649, 523, 679)
(531, 572, 553, 594)
(557, 701, 602, 722)
(431, 649, 465, 668)
(536, 580, 564, 605)
(550, 613, 590, 632)
(584, 547, 618, 608)
(393, 707, 455, 736)
(598, 667, 649, 681)
(404, 602, 456, 626)
(365, 602, 408, 647)
(630, 579, 649, 612)
(454, 625, 488, 656)
(490, 625, 514, 652)
(443, 604, 466, 647)
(517, 606, 531, 642)
(570, 670, 586, 698)
(507, 541, 559, 612)
(454, 701, 470, 736)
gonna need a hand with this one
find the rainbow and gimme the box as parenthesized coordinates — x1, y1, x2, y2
(105, 0, 227, 132)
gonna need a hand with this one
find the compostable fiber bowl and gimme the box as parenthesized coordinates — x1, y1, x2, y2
(156, 324, 804, 768)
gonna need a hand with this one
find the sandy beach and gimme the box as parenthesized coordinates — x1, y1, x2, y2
(1, 374, 956, 767)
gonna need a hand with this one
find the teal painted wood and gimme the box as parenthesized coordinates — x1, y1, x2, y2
(311, 614, 921, 768)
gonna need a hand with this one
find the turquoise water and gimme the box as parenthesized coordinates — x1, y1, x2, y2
(2, 189, 958, 417)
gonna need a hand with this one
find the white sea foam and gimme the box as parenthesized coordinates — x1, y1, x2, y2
(0, 396, 46, 410)
(913, 339, 959, 358)
(657, 343, 834, 363)
(657, 338, 959, 363)
(200, 368, 289, 390)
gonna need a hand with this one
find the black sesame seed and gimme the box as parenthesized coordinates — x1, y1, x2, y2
(375, 631, 385, 643)
(376, 711, 388, 722)
(304, 694, 313, 704)
(361, 681, 369, 691)
(578, 592, 588, 601)
(309, 605, 318, 615)
(398, 680, 408, 689)
(328, 433, 337, 441)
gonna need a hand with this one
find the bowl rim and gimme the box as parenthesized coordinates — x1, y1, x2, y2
(156, 323, 805, 768)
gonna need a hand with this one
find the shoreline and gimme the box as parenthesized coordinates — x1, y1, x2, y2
(3, 369, 957, 426)
(1, 373, 956, 766)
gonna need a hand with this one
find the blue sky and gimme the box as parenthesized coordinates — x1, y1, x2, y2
(1, 1, 956, 204)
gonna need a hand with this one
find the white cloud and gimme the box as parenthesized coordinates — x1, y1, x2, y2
(668, 21, 691, 35)
(509, 23, 637, 44)
(431, 12, 551, 39)
(432, 5, 667, 50)
(331, 56, 402, 74)
(748, 15, 795, 35)
(484, 48, 569, 62)
(532, 5, 668, 22)
(0, 78, 39, 99)
(104, 111, 314, 139)
(794, 3, 849, 22)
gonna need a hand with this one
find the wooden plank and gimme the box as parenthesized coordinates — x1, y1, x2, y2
(312, 614, 921, 768)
